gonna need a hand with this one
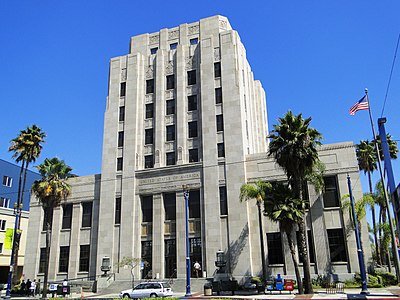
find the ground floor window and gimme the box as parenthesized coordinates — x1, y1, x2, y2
(141, 241, 152, 279)
(79, 245, 90, 272)
(39, 248, 47, 273)
(190, 237, 202, 277)
(267, 232, 284, 265)
(165, 239, 176, 278)
(327, 228, 348, 262)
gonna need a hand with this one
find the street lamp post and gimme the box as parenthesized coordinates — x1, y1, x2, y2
(183, 185, 191, 297)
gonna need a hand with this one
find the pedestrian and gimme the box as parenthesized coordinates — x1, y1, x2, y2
(30, 279, 36, 296)
(26, 279, 31, 296)
(36, 279, 41, 296)
(20, 280, 26, 295)
(194, 261, 201, 278)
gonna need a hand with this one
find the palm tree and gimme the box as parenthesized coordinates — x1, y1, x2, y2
(356, 140, 380, 264)
(240, 180, 271, 283)
(375, 133, 398, 160)
(268, 111, 322, 294)
(32, 158, 73, 299)
(264, 182, 305, 294)
(8, 125, 46, 283)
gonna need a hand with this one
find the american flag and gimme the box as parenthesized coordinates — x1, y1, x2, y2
(349, 95, 369, 115)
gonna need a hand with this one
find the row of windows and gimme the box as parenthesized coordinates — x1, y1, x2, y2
(44, 202, 93, 231)
(267, 228, 347, 265)
(39, 245, 90, 273)
(149, 37, 199, 55)
(2, 176, 12, 187)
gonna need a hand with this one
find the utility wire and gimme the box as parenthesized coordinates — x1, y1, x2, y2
(381, 33, 400, 117)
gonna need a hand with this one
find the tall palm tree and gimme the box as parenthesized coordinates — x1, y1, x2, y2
(240, 180, 271, 283)
(356, 140, 380, 264)
(32, 158, 73, 299)
(268, 111, 322, 294)
(375, 133, 398, 160)
(264, 182, 305, 294)
(8, 125, 46, 283)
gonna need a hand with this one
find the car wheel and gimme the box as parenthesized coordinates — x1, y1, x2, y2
(150, 293, 157, 298)
(123, 294, 131, 298)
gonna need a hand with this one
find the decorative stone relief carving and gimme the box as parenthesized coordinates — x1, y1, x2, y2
(165, 115, 174, 124)
(144, 119, 153, 128)
(145, 66, 154, 79)
(165, 142, 174, 151)
(165, 61, 174, 74)
(185, 57, 197, 70)
(121, 68, 127, 81)
(188, 25, 199, 35)
(168, 30, 179, 40)
(219, 19, 227, 29)
(149, 34, 159, 44)
(165, 90, 174, 99)
(145, 94, 154, 103)
(178, 147, 183, 161)
(214, 48, 221, 61)
(155, 150, 160, 164)
(186, 86, 197, 95)
(144, 145, 153, 155)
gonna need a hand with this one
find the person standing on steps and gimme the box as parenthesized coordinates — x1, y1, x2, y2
(194, 261, 201, 278)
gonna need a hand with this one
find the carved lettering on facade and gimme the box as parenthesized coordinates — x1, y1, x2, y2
(139, 173, 200, 185)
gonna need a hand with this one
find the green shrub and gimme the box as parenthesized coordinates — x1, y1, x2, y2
(354, 272, 382, 288)
(374, 271, 397, 286)
(250, 277, 262, 284)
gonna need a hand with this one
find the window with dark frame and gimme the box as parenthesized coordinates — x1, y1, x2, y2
(327, 228, 348, 262)
(82, 202, 93, 228)
(118, 131, 124, 147)
(2, 176, 12, 187)
(39, 248, 46, 273)
(219, 186, 228, 215)
(115, 197, 121, 225)
(150, 47, 158, 54)
(215, 88, 222, 104)
(323, 176, 340, 208)
(0, 243, 3, 253)
(164, 193, 176, 221)
(217, 143, 225, 158)
(146, 103, 154, 119)
(117, 157, 123, 171)
(187, 70, 196, 85)
(79, 245, 90, 272)
(189, 190, 200, 218)
(166, 125, 175, 141)
(145, 129, 154, 145)
(170, 43, 178, 50)
(141, 196, 153, 222)
(296, 230, 315, 264)
(0, 220, 5, 231)
(144, 155, 154, 169)
(189, 149, 199, 163)
(119, 106, 125, 122)
(120, 82, 126, 97)
(267, 232, 284, 264)
(59, 246, 69, 273)
(214, 62, 221, 78)
(166, 75, 175, 90)
(146, 79, 154, 94)
(188, 95, 197, 111)
(141, 241, 152, 279)
(190, 38, 198, 45)
(166, 99, 175, 115)
(62, 204, 73, 230)
(216, 114, 224, 132)
(166, 152, 175, 166)
(188, 121, 198, 138)
(0, 197, 10, 208)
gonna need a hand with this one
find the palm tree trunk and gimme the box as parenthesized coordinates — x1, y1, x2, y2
(257, 202, 267, 283)
(368, 171, 381, 264)
(286, 230, 303, 294)
(42, 207, 52, 299)
(298, 219, 313, 294)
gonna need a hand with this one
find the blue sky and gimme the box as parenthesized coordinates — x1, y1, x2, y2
(1, 0, 399, 196)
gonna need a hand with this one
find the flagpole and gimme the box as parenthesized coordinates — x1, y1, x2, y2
(365, 88, 400, 281)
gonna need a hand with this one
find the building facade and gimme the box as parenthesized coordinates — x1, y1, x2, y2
(24, 16, 370, 284)
(0, 159, 40, 282)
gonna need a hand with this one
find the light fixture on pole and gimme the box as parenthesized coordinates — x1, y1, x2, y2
(182, 185, 191, 297)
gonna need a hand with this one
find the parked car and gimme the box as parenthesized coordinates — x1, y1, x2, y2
(119, 282, 173, 298)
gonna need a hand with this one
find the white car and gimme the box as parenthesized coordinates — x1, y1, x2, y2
(119, 282, 173, 298)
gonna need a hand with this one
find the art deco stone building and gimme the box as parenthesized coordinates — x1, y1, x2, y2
(24, 15, 370, 283)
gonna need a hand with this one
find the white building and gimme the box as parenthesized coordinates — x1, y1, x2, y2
(24, 15, 370, 284)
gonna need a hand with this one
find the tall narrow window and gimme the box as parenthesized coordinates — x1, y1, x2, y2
(120, 82, 126, 97)
(144, 155, 154, 169)
(188, 121, 198, 138)
(216, 114, 224, 132)
(217, 143, 225, 158)
(2, 176, 12, 187)
(117, 157, 123, 171)
(327, 228, 347, 262)
(267, 232, 284, 264)
(62, 204, 73, 229)
(166, 75, 175, 90)
(146, 79, 154, 94)
(150, 47, 158, 54)
(119, 106, 125, 122)
(115, 197, 121, 225)
(189, 149, 199, 163)
(0, 220, 6, 231)
(166, 99, 175, 115)
(187, 70, 196, 85)
(79, 245, 90, 272)
(166, 152, 175, 166)
(59, 246, 69, 272)
(146, 103, 154, 119)
(219, 186, 228, 215)
(214, 62, 221, 78)
(164, 193, 176, 221)
(118, 131, 124, 147)
(82, 202, 93, 228)
(166, 125, 175, 141)
(188, 95, 197, 111)
(189, 190, 200, 218)
(323, 176, 339, 208)
(0, 197, 10, 208)
(145, 129, 154, 145)
(141, 241, 152, 279)
(141, 196, 153, 222)
(215, 87, 222, 104)
(165, 239, 176, 278)
(0, 243, 3, 254)
(39, 248, 47, 273)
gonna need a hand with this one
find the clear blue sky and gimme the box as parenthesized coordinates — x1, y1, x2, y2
(1, 0, 399, 196)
